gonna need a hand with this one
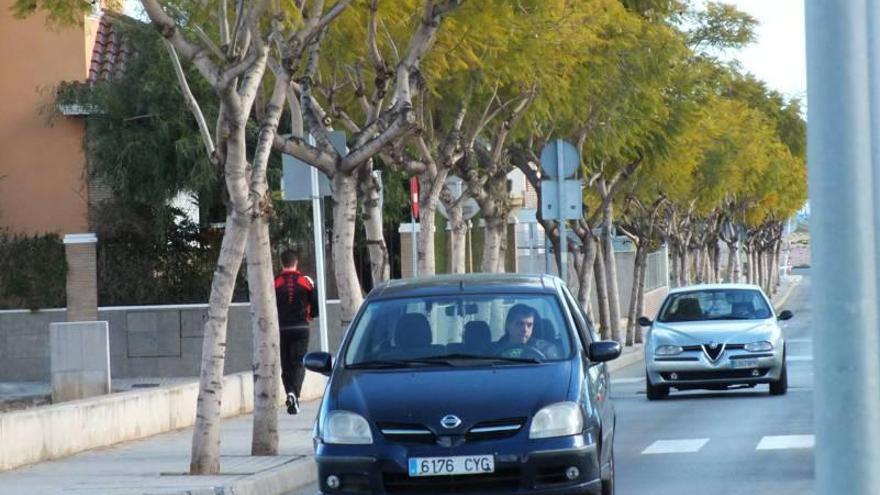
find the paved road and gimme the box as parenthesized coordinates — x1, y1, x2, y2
(290, 275, 813, 495)
(612, 274, 813, 495)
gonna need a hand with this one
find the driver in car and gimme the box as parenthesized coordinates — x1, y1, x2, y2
(495, 304, 561, 359)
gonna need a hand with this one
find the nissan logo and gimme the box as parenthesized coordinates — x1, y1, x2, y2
(441, 415, 462, 429)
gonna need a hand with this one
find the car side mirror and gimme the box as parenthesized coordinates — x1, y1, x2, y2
(589, 341, 622, 363)
(777, 310, 794, 321)
(637, 316, 653, 327)
(304, 352, 333, 376)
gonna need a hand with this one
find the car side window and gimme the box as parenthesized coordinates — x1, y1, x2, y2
(559, 284, 593, 351)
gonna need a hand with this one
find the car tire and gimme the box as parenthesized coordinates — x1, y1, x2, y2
(601, 447, 615, 495)
(770, 362, 788, 396)
(646, 372, 669, 400)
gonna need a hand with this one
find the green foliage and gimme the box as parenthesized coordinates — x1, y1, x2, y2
(71, 18, 222, 210)
(685, 2, 758, 51)
(11, 0, 93, 26)
(92, 200, 249, 305)
(0, 233, 67, 310)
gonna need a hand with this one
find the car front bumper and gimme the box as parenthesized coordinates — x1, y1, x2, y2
(314, 434, 603, 495)
(647, 351, 784, 388)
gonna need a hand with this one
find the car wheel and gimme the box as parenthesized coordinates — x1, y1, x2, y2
(646, 372, 669, 400)
(770, 362, 788, 396)
(601, 447, 615, 495)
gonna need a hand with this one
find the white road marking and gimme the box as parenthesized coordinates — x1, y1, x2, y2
(787, 338, 813, 344)
(612, 377, 645, 384)
(787, 355, 813, 362)
(641, 439, 709, 455)
(756, 435, 815, 450)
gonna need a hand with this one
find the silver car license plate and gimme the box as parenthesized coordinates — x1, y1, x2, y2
(408, 455, 494, 477)
(732, 358, 760, 369)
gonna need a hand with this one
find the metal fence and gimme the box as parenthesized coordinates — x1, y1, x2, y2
(645, 248, 668, 291)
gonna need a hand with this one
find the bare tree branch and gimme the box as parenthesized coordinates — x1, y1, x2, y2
(163, 39, 216, 163)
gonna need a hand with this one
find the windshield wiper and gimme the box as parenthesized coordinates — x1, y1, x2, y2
(419, 353, 542, 364)
(347, 358, 456, 369)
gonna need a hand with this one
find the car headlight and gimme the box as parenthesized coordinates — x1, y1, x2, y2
(323, 411, 373, 445)
(744, 341, 774, 352)
(529, 402, 583, 439)
(655, 345, 683, 356)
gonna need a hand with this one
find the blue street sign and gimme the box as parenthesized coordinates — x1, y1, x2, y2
(540, 139, 580, 179)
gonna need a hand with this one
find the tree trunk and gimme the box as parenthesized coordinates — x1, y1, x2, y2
(602, 203, 623, 343)
(680, 247, 691, 286)
(418, 201, 438, 276)
(481, 216, 505, 273)
(333, 173, 364, 325)
(725, 241, 736, 283)
(694, 246, 703, 284)
(448, 204, 467, 274)
(712, 242, 722, 282)
(670, 242, 680, 288)
(246, 217, 280, 456)
(634, 249, 649, 344)
(359, 165, 389, 285)
(594, 245, 612, 340)
(757, 250, 765, 290)
(625, 244, 644, 346)
(578, 235, 599, 321)
(190, 210, 250, 474)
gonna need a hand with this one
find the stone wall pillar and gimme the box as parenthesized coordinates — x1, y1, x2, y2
(50, 321, 111, 402)
(398, 223, 420, 278)
(63, 234, 98, 322)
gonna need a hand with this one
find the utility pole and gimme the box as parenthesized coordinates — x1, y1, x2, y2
(806, 1, 880, 492)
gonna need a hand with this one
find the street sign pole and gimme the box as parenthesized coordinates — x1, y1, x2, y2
(806, 1, 880, 492)
(556, 140, 567, 282)
(310, 165, 329, 353)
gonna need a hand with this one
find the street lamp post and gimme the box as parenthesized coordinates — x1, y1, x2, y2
(806, 1, 880, 492)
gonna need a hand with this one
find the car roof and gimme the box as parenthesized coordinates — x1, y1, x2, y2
(368, 273, 559, 300)
(668, 283, 766, 295)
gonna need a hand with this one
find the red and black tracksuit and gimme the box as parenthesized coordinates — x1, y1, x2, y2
(275, 268, 319, 398)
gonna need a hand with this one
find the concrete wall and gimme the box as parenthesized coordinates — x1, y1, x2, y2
(0, 302, 344, 382)
(0, 371, 319, 471)
(0, 0, 99, 235)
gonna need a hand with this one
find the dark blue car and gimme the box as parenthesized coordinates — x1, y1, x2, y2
(304, 274, 621, 495)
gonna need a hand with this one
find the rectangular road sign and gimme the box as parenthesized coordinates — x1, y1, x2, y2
(540, 180, 583, 220)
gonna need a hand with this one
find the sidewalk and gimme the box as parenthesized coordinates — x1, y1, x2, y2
(0, 401, 319, 495)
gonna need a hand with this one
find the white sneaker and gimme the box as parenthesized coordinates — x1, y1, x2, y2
(286, 393, 299, 415)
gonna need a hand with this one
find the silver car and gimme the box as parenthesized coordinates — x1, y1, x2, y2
(639, 284, 793, 400)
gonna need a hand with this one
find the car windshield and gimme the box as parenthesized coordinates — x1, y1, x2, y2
(344, 293, 574, 367)
(657, 289, 773, 323)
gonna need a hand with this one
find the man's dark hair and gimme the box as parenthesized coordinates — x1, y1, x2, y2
(280, 249, 299, 268)
(505, 303, 537, 328)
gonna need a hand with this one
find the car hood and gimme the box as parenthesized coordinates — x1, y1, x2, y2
(328, 361, 572, 429)
(651, 320, 777, 345)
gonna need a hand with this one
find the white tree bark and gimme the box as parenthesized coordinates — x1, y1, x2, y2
(359, 163, 389, 285)
(481, 216, 506, 273)
(448, 204, 467, 274)
(601, 199, 623, 343)
(625, 244, 644, 346)
(594, 245, 612, 340)
(246, 77, 286, 456)
(333, 173, 364, 324)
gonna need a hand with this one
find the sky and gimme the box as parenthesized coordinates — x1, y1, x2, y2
(721, 0, 807, 102)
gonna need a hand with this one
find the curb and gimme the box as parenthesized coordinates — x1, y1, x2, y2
(158, 456, 318, 495)
(773, 275, 802, 309)
(225, 456, 317, 495)
(608, 344, 644, 373)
